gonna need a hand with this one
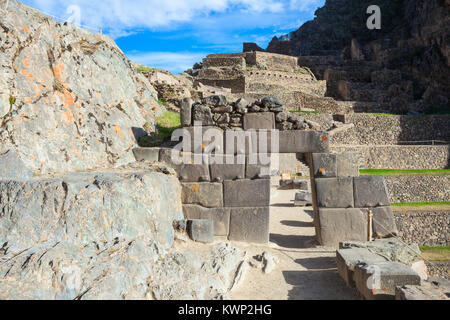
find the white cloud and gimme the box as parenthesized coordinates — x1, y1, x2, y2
(24, 0, 289, 36)
(126, 51, 207, 74)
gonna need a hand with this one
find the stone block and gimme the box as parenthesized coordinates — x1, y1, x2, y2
(223, 179, 270, 207)
(179, 126, 224, 154)
(180, 98, 193, 127)
(354, 262, 421, 300)
(183, 205, 230, 236)
(336, 248, 388, 287)
(318, 208, 368, 247)
(294, 192, 312, 206)
(340, 239, 421, 266)
(132, 147, 160, 162)
(224, 130, 253, 155)
(315, 178, 354, 208)
(187, 219, 214, 243)
(181, 182, 223, 208)
(228, 207, 270, 244)
(396, 279, 450, 300)
(312, 153, 337, 178)
(0, 150, 33, 180)
(278, 131, 330, 153)
(159, 150, 210, 182)
(246, 153, 273, 179)
(209, 154, 245, 182)
(192, 104, 214, 126)
(361, 206, 398, 239)
(243, 113, 275, 130)
(354, 176, 390, 208)
(336, 152, 360, 177)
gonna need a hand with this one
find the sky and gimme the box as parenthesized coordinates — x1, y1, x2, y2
(21, 0, 325, 74)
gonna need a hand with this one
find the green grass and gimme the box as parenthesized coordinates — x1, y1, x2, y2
(137, 66, 153, 72)
(360, 169, 450, 176)
(364, 112, 398, 116)
(9, 96, 16, 105)
(139, 111, 181, 147)
(391, 201, 450, 207)
(420, 246, 450, 261)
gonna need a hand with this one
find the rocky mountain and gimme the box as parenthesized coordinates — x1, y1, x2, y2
(267, 0, 450, 109)
(0, 0, 162, 175)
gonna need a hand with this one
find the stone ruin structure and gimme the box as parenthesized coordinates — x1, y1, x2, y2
(132, 93, 444, 299)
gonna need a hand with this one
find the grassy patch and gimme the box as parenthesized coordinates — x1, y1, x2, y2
(360, 169, 450, 176)
(9, 96, 16, 105)
(420, 246, 450, 261)
(137, 66, 153, 72)
(391, 201, 450, 207)
(139, 111, 181, 147)
(289, 110, 319, 114)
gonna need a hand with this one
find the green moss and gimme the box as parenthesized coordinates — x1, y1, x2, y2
(9, 96, 16, 106)
(138, 111, 181, 147)
(391, 201, 450, 207)
(137, 66, 153, 72)
(360, 169, 450, 176)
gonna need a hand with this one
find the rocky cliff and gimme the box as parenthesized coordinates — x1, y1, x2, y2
(0, 0, 162, 175)
(267, 0, 450, 109)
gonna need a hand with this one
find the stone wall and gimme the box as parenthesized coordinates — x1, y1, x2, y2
(309, 153, 397, 247)
(245, 51, 298, 71)
(325, 114, 450, 145)
(184, 95, 313, 131)
(331, 145, 449, 170)
(394, 210, 449, 247)
(385, 175, 450, 203)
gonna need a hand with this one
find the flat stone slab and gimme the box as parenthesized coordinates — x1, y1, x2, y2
(181, 182, 223, 208)
(243, 112, 275, 130)
(132, 147, 160, 162)
(209, 154, 245, 182)
(245, 153, 273, 179)
(353, 176, 390, 208)
(318, 208, 368, 247)
(336, 248, 388, 287)
(315, 177, 354, 208)
(0, 150, 33, 180)
(183, 205, 230, 236)
(361, 206, 398, 238)
(340, 239, 421, 266)
(223, 179, 270, 207)
(160, 150, 210, 182)
(228, 207, 270, 244)
(312, 153, 337, 178)
(278, 131, 330, 153)
(396, 279, 450, 300)
(187, 219, 214, 243)
(177, 126, 224, 154)
(354, 261, 421, 300)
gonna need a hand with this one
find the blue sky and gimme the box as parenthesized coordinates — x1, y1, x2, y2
(22, 0, 325, 74)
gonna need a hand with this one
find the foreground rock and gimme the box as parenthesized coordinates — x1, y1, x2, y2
(0, 0, 162, 175)
(0, 166, 183, 251)
(0, 239, 248, 300)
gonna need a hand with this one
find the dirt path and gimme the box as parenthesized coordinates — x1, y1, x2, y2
(230, 188, 360, 300)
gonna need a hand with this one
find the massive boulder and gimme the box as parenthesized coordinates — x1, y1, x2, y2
(0, 0, 162, 175)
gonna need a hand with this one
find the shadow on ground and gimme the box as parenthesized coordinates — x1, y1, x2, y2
(270, 233, 317, 249)
(280, 220, 314, 228)
(283, 269, 360, 300)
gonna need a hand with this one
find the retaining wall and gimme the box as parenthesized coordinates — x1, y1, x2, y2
(393, 210, 450, 247)
(385, 175, 450, 203)
(331, 145, 449, 169)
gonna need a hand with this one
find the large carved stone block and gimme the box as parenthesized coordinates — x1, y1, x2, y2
(354, 176, 390, 207)
(228, 207, 270, 244)
(315, 177, 354, 208)
(243, 112, 275, 130)
(183, 205, 230, 236)
(318, 208, 368, 247)
(181, 182, 223, 208)
(223, 179, 270, 207)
